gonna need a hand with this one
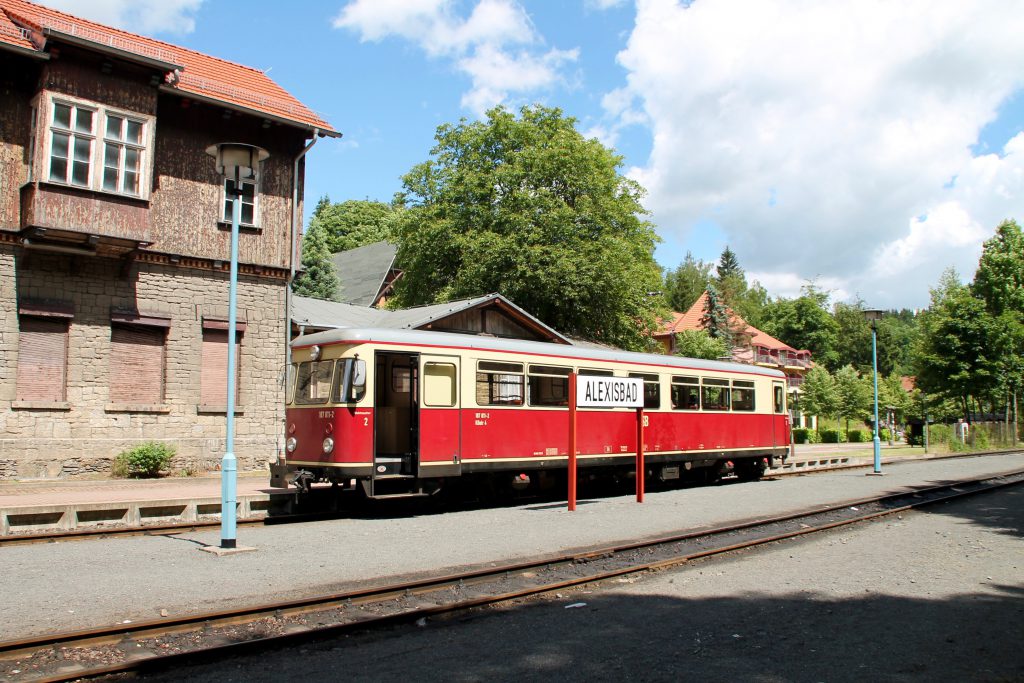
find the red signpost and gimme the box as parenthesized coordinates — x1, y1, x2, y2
(568, 374, 645, 511)
(568, 372, 578, 512)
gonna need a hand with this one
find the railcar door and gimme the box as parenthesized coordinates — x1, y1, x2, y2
(373, 352, 419, 478)
(772, 381, 787, 448)
(418, 354, 462, 478)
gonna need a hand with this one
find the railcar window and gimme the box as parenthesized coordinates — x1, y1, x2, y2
(628, 372, 661, 409)
(285, 363, 296, 405)
(476, 360, 524, 406)
(331, 358, 367, 403)
(578, 368, 613, 376)
(424, 362, 457, 407)
(295, 360, 334, 405)
(731, 380, 755, 411)
(528, 364, 570, 407)
(671, 375, 700, 410)
(701, 377, 730, 411)
(774, 385, 785, 413)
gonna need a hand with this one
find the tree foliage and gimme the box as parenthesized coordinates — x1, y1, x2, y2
(313, 197, 400, 254)
(701, 283, 733, 347)
(291, 218, 339, 300)
(664, 252, 713, 312)
(390, 105, 662, 350)
(761, 284, 840, 369)
(799, 366, 838, 421)
(673, 329, 729, 361)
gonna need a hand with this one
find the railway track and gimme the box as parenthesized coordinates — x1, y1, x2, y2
(0, 449, 1016, 547)
(2, 466, 1022, 683)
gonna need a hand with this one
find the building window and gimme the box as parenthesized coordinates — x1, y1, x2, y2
(49, 102, 94, 187)
(222, 178, 257, 226)
(102, 114, 144, 195)
(200, 321, 244, 406)
(16, 316, 69, 402)
(44, 95, 150, 198)
(108, 324, 167, 404)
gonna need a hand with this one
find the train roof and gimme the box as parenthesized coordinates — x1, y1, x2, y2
(291, 327, 786, 379)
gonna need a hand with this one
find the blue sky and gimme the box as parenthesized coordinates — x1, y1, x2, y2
(43, 0, 1024, 310)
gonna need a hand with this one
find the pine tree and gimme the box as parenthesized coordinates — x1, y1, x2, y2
(701, 284, 732, 348)
(291, 219, 339, 300)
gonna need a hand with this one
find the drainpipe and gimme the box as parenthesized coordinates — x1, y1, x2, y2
(286, 129, 319, 370)
(281, 130, 319, 466)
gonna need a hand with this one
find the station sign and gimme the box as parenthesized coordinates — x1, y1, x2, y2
(575, 376, 644, 408)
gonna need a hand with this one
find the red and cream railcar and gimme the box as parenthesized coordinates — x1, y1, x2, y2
(278, 328, 790, 497)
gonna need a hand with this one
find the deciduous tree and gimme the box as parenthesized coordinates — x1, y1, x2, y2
(391, 105, 663, 350)
(673, 329, 729, 361)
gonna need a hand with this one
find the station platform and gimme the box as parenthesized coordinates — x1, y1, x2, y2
(0, 444, 956, 535)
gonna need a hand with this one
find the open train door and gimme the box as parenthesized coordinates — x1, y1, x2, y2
(418, 354, 462, 478)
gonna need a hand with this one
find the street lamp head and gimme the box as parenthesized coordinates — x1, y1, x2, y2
(205, 143, 269, 181)
(863, 308, 884, 322)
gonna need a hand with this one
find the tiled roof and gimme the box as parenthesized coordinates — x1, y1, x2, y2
(0, 0, 337, 135)
(657, 291, 805, 354)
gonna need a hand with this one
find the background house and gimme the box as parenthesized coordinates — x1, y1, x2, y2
(0, 0, 336, 478)
(655, 291, 814, 427)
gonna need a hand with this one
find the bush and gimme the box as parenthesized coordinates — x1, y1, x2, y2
(112, 442, 175, 478)
(847, 430, 865, 443)
(929, 424, 953, 445)
(792, 428, 811, 444)
(819, 429, 840, 443)
(906, 433, 924, 446)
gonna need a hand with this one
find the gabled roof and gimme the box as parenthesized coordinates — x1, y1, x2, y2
(292, 293, 572, 345)
(330, 242, 397, 307)
(0, 0, 337, 136)
(658, 291, 805, 354)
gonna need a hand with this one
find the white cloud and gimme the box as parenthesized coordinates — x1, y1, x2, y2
(40, 0, 203, 35)
(611, 0, 1024, 308)
(333, 0, 577, 115)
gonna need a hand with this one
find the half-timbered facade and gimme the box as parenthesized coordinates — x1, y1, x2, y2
(0, 0, 337, 478)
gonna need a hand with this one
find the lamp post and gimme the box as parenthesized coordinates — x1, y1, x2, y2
(864, 309, 884, 474)
(206, 143, 268, 550)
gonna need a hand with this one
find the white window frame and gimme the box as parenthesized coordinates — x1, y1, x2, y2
(41, 93, 154, 200)
(221, 177, 260, 227)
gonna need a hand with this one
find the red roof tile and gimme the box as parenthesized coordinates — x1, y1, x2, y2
(0, 0, 337, 135)
(0, 5, 34, 51)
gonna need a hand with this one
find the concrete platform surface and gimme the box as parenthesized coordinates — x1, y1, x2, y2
(0, 451, 1021, 640)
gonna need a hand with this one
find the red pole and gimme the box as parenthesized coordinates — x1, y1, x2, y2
(636, 407, 645, 503)
(568, 372, 577, 512)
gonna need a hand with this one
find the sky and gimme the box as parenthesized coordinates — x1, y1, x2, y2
(39, 0, 1024, 310)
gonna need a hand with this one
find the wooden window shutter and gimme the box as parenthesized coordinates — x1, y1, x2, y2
(200, 328, 241, 405)
(16, 317, 69, 401)
(109, 325, 166, 404)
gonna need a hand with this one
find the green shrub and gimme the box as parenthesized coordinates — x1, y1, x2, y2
(847, 430, 865, 443)
(112, 442, 175, 478)
(819, 429, 840, 443)
(972, 429, 990, 450)
(906, 433, 924, 446)
(792, 428, 811, 444)
(929, 424, 953, 445)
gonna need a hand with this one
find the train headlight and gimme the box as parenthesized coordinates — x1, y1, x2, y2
(286, 437, 297, 453)
(322, 437, 335, 453)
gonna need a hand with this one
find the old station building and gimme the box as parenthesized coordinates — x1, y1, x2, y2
(0, 0, 336, 478)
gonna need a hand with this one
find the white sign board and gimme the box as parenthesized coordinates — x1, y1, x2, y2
(576, 376, 644, 408)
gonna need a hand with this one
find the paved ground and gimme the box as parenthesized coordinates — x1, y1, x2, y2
(0, 452, 1021, 644)
(141, 483, 1024, 683)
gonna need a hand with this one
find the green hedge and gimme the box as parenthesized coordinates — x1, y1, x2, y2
(847, 430, 865, 443)
(819, 429, 840, 443)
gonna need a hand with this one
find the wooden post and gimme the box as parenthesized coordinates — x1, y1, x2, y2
(568, 373, 577, 512)
(636, 407, 644, 503)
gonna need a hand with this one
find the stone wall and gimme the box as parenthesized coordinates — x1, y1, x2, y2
(0, 248, 286, 479)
